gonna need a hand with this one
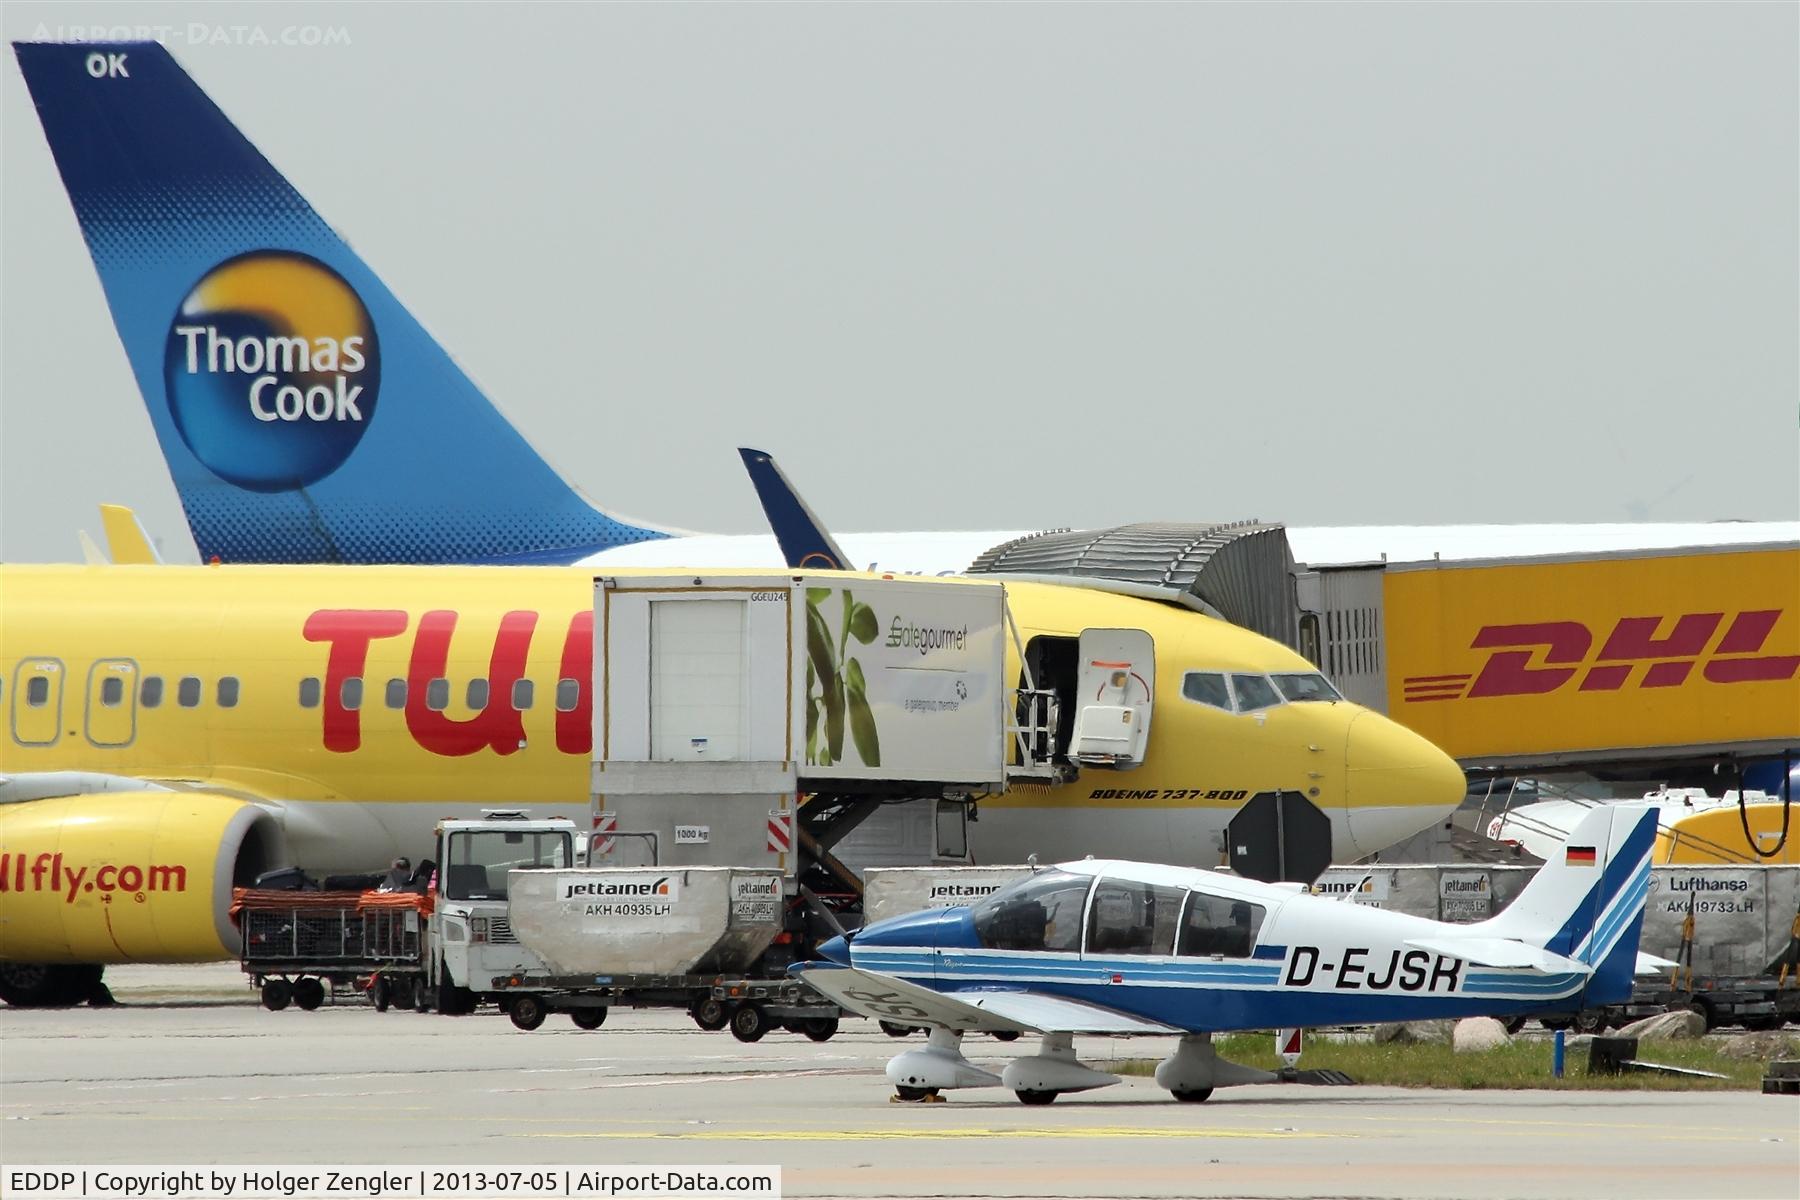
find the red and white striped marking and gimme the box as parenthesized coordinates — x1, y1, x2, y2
(1276, 1027, 1303, 1067)
(592, 810, 617, 857)
(766, 811, 792, 854)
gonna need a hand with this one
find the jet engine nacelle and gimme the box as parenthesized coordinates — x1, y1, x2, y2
(0, 791, 285, 964)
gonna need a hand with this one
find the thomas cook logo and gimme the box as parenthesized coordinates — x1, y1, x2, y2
(163, 251, 380, 492)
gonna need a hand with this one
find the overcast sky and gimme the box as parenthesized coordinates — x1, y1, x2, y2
(3, 2, 1795, 563)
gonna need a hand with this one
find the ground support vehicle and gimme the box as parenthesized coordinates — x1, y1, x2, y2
(235, 890, 426, 1011)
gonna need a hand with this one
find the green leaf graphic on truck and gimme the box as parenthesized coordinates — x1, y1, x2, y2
(806, 588, 881, 767)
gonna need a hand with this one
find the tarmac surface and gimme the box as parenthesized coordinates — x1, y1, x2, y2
(1, 965, 1796, 1200)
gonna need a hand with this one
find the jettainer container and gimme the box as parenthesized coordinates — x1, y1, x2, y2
(508, 866, 785, 977)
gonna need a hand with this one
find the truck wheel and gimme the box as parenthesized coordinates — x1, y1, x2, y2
(1500, 1015, 1528, 1035)
(1572, 1009, 1608, 1035)
(1537, 1016, 1572, 1032)
(730, 1004, 768, 1043)
(691, 998, 729, 1032)
(436, 962, 476, 1016)
(508, 995, 548, 1031)
(801, 1016, 839, 1042)
(412, 979, 432, 1013)
(570, 1007, 606, 1030)
(293, 977, 325, 1011)
(370, 977, 391, 1013)
(261, 979, 292, 1011)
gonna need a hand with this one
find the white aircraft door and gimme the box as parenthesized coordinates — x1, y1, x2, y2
(11, 658, 65, 747)
(649, 598, 747, 762)
(1071, 629, 1155, 768)
(84, 658, 139, 748)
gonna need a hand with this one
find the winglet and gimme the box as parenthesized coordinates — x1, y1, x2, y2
(737, 448, 852, 570)
(99, 504, 162, 564)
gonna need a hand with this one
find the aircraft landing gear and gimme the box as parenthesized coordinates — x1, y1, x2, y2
(1154, 1032, 1275, 1101)
(0, 963, 106, 1008)
(891, 1085, 944, 1103)
(1000, 1032, 1118, 1103)
(886, 1028, 1002, 1097)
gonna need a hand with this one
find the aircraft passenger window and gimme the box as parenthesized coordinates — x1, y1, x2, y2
(1271, 673, 1340, 703)
(386, 679, 406, 709)
(972, 870, 1093, 953)
(1229, 674, 1281, 713)
(340, 678, 363, 711)
(217, 677, 240, 708)
(177, 676, 202, 708)
(298, 678, 321, 708)
(512, 679, 535, 710)
(467, 679, 489, 710)
(1177, 892, 1267, 958)
(1181, 672, 1232, 710)
(426, 679, 450, 711)
(141, 676, 163, 707)
(555, 679, 580, 712)
(26, 676, 49, 706)
(100, 676, 125, 706)
(1085, 880, 1186, 956)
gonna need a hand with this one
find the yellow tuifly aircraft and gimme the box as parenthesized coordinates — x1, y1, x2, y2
(0, 562, 1463, 1005)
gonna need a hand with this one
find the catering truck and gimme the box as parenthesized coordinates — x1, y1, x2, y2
(237, 571, 1032, 1035)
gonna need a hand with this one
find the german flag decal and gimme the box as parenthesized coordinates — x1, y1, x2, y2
(1565, 845, 1598, 866)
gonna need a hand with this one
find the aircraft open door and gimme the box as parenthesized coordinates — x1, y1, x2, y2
(1071, 629, 1155, 769)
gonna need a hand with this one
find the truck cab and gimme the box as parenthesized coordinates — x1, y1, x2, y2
(427, 813, 575, 1011)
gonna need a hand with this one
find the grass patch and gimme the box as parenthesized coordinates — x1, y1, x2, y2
(1109, 1034, 1774, 1091)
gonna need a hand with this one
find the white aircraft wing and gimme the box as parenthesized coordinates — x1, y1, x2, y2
(1403, 936, 1594, 975)
(798, 965, 1180, 1035)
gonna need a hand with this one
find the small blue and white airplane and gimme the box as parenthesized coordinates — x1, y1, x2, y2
(795, 803, 1657, 1104)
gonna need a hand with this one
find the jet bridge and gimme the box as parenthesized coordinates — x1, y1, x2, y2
(967, 521, 1301, 652)
(588, 573, 1050, 893)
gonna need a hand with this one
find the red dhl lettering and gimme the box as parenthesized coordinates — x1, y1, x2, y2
(0, 852, 188, 904)
(303, 609, 592, 756)
(1401, 610, 1799, 703)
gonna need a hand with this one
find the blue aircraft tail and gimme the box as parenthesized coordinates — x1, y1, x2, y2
(737, 448, 850, 570)
(1478, 803, 1657, 1006)
(13, 41, 665, 564)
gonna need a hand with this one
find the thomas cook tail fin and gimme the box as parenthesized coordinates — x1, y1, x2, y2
(12, 41, 665, 564)
(1476, 803, 1656, 1005)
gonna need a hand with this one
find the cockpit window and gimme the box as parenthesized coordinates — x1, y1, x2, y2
(1085, 879, 1186, 956)
(972, 870, 1092, 953)
(1177, 892, 1266, 958)
(1272, 672, 1341, 703)
(1230, 674, 1281, 712)
(1181, 672, 1232, 711)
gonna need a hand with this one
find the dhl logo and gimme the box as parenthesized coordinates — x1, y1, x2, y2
(1402, 609, 1800, 703)
(304, 608, 591, 756)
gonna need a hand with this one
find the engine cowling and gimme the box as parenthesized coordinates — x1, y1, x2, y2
(0, 791, 285, 964)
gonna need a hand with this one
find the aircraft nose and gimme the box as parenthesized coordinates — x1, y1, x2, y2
(1342, 710, 1466, 857)
(817, 934, 851, 965)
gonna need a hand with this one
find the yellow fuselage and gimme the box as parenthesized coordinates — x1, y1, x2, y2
(0, 564, 1464, 964)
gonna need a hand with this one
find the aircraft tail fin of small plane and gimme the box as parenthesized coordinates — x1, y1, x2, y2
(1475, 803, 1656, 1000)
(737, 448, 850, 570)
(13, 40, 667, 565)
